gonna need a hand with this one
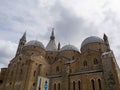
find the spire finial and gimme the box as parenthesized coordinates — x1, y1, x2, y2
(103, 33, 108, 41)
(16, 31, 26, 56)
(58, 42, 61, 50)
(21, 31, 26, 40)
(50, 28, 55, 40)
(52, 28, 54, 36)
(103, 33, 110, 51)
(23, 31, 26, 38)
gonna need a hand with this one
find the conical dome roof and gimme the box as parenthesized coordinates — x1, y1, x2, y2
(46, 28, 57, 51)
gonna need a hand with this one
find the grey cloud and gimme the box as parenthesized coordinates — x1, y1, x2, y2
(0, 0, 120, 68)
(48, 1, 99, 47)
(0, 0, 50, 37)
(96, 8, 120, 66)
(0, 63, 6, 69)
(0, 40, 17, 68)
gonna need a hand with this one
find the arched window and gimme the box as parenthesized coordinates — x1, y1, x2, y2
(48, 56, 50, 59)
(55, 57, 57, 60)
(0, 80, 3, 84)
(78, 81, 81, 90)
(46, 73, 48, 76)
(33, 71, 36, 77)
(98, 79, 102, 90)
(99, 49, 101, 52)
(58, 83, 60, 90)
(33, 82, 35, 86)
(73, 81, 75, 90)
(54, 83, 56, 90)
(72, 56, 75, 60)
(19, 58, 22, 60)
(9, 82, 12, 85)
(22, 63, 24, 66)
(20, 69, 22, 74)
(83, 60, 87, 66)
(94, 58, 98, 65)
(56, 66, 59, 72)
(91, 79, 95, 90)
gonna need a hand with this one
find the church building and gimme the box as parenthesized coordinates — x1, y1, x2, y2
(0, 29, 120, 90)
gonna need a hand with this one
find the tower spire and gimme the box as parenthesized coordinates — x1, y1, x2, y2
(16, 32, 26, 56)
(103, 33, 108, 42)
(46, 28, 57, 51)
(58, 42, 61, 51)
(103, 33, 110, 51)
(20, 31, 26, 42)
(50, 28, 55, 40)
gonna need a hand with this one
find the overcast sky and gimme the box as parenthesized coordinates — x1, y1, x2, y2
(0, 0, 120, 69)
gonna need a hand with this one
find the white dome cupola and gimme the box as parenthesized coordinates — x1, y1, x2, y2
(61, 45, 79, 52)
(81, 36, 104, 48)
(25, 40, 45, 49)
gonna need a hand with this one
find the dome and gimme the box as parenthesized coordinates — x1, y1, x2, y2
(25, 40, 45, 49)
(61, 45, 79, 52)
(81, 36, 104, 47)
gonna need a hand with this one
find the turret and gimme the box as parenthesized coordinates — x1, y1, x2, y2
(46, 28, 57, 64)
(16, 32, 26, 56)
(103, 33, 110, 51)
(58, 42, 61, 51)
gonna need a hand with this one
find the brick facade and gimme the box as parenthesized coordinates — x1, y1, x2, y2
(0, 31, 120, 90)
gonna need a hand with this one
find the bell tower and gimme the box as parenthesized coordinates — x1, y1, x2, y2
(16, 32, 26, 56)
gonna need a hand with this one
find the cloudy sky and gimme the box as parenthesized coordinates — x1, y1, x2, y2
(0, 0, 120, 69)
